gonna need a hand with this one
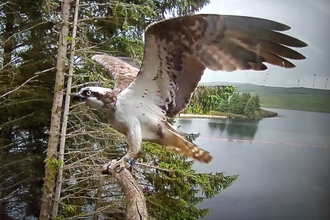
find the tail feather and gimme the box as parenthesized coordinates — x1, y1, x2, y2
(161, 123, 213, 163)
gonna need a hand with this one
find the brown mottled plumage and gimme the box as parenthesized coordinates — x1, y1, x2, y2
(74, 14, 307, 165)
(92, 55, 139, 95)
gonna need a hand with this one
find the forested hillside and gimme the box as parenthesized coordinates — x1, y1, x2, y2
(200, 82, 330, 113)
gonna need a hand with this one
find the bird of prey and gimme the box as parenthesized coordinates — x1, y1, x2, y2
(73, 14, 307, 166)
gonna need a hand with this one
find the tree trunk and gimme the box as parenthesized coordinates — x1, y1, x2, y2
(93, 175, 104, 220)
(39, 0, 72, 219)
(52, 0, 80, 218)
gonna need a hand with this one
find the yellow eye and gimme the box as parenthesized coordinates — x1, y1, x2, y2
(86, 90, 92, 96)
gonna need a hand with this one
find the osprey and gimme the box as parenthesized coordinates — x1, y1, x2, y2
(73, 14, 307, 166)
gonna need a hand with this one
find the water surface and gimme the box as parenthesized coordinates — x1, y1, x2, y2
(176, 108, 330, 220)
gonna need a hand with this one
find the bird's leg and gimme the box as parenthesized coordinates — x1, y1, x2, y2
(119, 123, 142, 169)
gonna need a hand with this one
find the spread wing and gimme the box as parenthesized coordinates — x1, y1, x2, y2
(120, 14, 307, 118)
(92, 55, 139, 92)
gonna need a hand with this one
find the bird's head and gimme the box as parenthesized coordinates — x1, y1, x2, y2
(73, 86, 112, 111)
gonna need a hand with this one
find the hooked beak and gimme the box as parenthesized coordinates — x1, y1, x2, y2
(72, 93, 86, 102)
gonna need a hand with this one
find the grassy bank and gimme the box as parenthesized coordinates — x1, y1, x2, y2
(259, 93, 330, 113)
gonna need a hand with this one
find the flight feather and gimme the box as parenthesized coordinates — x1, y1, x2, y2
(92, 55, 139, 92)
(124, 14, 307, 117)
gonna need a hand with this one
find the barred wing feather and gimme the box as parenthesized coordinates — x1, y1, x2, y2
(121, 14, 307, 118)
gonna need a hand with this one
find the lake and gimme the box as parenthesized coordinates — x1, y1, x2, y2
(175, 108, 330, 220)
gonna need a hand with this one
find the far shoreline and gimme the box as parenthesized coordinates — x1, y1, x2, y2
(177, 114, 227, 119)
(177, 108, 278, 120)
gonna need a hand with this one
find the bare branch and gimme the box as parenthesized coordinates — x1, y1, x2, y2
(0, 188, 19, 203)
(102, 160, 148, 220)
(1, 75, 38, 98)
(135, 162, 171, 173)
(0, 1, 10, 8)
(0, 67, 55, 98)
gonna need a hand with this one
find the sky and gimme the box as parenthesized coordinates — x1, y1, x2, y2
(197, 0, 330, 89)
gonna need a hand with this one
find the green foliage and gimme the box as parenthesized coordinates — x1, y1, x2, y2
(240, 94, 262, 119)
(61, 204, 77, 215)
(45, 158, 65, 170)
(240, 92, 252, 106)
(183, 85, 236, 114)
(244, 98, 258, 119)
(252, 94, 261, 111)
(141, 141, 238, 220)
(228, 93, 244, 115)
(0, 0, 55, 218)
(186, 86, 264, 119)
(224, 92, 263, 119)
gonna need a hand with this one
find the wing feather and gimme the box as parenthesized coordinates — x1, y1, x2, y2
(92, 55, 139, 92)
(120, 14, 307, 118)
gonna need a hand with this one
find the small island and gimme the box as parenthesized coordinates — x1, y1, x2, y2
(180, 85, 278, 120)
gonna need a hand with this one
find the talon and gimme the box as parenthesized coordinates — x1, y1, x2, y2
(115, 163, 125, 173)
(104, 159, 119, 172)
(101, 160, 115, 174)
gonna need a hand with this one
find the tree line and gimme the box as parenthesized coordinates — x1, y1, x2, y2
(0, 1, 237, 219)
(183, 85, 236, 114)
(184, 86, 263, 119)
(219, 93, 262, 119)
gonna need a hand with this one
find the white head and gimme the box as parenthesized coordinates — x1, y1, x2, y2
(73, 86, 112, 111)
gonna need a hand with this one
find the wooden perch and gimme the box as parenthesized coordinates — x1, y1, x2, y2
(102, 160, 148, 220)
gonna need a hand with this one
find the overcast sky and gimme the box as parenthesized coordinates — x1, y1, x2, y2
(197, 0, 330, 89)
